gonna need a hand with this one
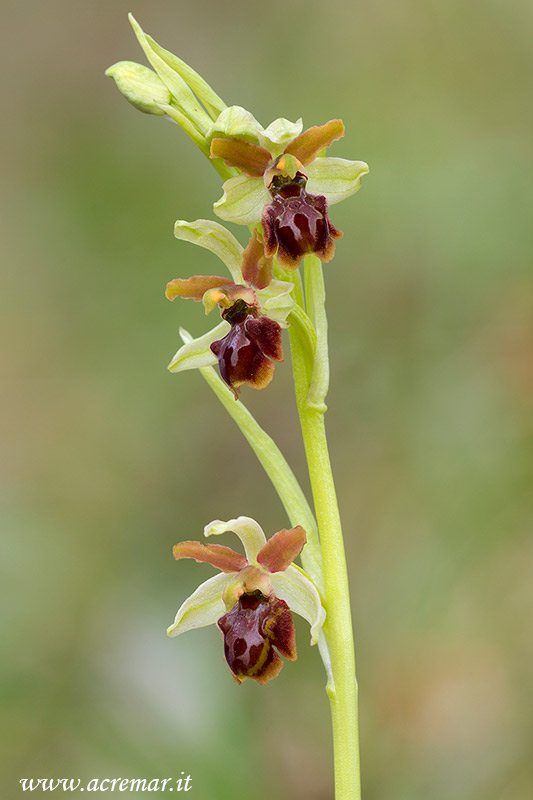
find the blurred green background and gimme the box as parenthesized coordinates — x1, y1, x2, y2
(2, 1, 532, 798)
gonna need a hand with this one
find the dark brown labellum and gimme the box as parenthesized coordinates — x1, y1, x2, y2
(262, 181, 343, 270)
(218, 590, 297, 684)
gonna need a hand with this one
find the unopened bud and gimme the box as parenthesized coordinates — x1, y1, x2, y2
(105, 61, 170, 115)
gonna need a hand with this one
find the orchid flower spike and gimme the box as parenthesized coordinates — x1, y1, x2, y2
(165, 219, 294, 397)
(167, 516, 326, 684)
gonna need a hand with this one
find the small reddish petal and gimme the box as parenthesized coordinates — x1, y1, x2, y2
(173, 541, 247, 573)
(257, 526, 307, 573)
(166, 275, 233, 301)
(241, 229, 273, 289)
(244, 316, 283, 362)
(210, 138, 272, 178)
(284, 119, 345, 166)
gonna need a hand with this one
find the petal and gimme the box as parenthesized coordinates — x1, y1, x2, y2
(257, 526, 307, 572)
(167, 321, 229, 372)
(284, 119, 345, 165)
(269, 565, 326, 645)
(166, 275, 233, 301)
(306, 158, 369, 205)
(241, 229, 273, 290)
(210, 138, 272, 178)
(173, 541, 247, 573)
(213, 175, 270, 226)
(204, 516, 267, 563)
(174, 219, 244, 283)
(166, 572, 232, 637)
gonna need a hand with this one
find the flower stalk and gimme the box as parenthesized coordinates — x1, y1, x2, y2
(289, 272, 361, 798)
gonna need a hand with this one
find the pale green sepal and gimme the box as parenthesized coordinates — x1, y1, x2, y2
(105, 61, 170, 115)
(256, 279, 294, 326)
(269, 565, 326, 645)
(167, 572, 231, 637)
(144, 34, 226, 120)
(207, 106, 265, 145)
(306, 158, 369, 205)
(259, 117, 303, 156)
(204, 516, 267, 563)
(129, 14, 212, 135)
(168, 322, 229, 372)
(174, 219, 243, 283)
(213, 175, 269, 226)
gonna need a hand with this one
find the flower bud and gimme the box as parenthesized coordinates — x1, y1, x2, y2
(105, 61, 171, 115)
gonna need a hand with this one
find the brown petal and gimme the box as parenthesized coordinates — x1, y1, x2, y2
(210, 138, 272, 178)
(257, 526, 307, 573)
(284, 119, 345, 166)
(173, 541, 247, 573)
(241, 229, 273, 289)
(166, 275, 233, 301)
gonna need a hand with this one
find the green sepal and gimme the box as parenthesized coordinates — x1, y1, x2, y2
(174, 219, 243, 283)
(256, 280, 294, 326)
(213, 174, 269, 226)
(259, 117, 303, 156)
(207, 106, 265, 145)
(269, 565, 326, 645)
(306, 158, 369, 205)
(167, 322, 229, 372)
(204, 516, 268, 563)
(166, 572, 230, 637)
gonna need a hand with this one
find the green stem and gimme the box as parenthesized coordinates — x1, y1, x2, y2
(197, 363, 324, 592)
(289, 259, 360, 800)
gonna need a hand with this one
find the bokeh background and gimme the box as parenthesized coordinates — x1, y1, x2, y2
(2, 1, 532, 797)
